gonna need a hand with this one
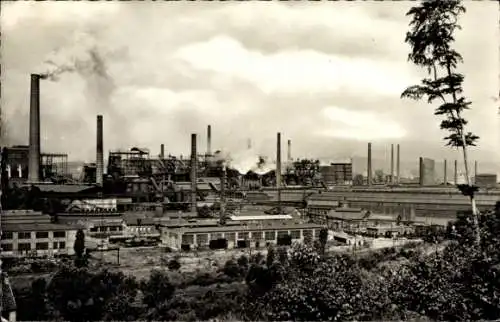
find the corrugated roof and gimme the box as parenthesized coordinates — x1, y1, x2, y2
(229, 215, 293, 221)
(307, 200, 340, 207)
(414, 216, 454, 227)
(3, 223, 82, 232)
(175, 222, 324, 234)
(367, 213, 397, 221)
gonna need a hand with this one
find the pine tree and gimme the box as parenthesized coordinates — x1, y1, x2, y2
(401, 0, 481, 245)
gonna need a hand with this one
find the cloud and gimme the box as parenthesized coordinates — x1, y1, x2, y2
(175, 35, 415, 96)
(319, 106, 406, 140)
(0, 0, 498, 173)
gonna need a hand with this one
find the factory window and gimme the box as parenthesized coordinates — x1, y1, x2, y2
(1, 232, 13, 240)
(196, 234, 209, 245)
(314, 229, 322, 238)
(277, 230, 289, 238)
(238, 232, 249, 240)
(109, 226, 118, 232)
(211, 232, 223, 240)
(99, 227, 108, 232)
(18, 243, 31, 251)
(182, 234, 194, 245)
(36, 232, 49, 239)
(265, 231, 276, 241)
(2, 244, 13, 251)
(290, 230, 301, 239)
(36, 242, 49, 250)
(18, 232, 31, 239)
(90, 227, 98, 232)
(225, 232, 236, 241)
(53, 231, 66, 238)
(251, 231, 263, 241)
(303, 230, 313, 243)
(118, 226, 123, 231)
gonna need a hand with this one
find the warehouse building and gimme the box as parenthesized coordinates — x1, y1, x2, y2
(1, 210, 81, 257)
(161, 222, 325, 251)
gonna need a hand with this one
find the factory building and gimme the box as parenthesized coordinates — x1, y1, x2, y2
(306, 187, 500, 218)
(419, 157, 436, 186)
(0, 210, 80, 257)
(2, 145, 69, 183)
(161, 222, 325, 251)
(319, 163, 353, 186)
(475, 174, 498, 189)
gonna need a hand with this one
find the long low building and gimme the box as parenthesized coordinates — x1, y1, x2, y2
(307, 187, 500, 218)
(161, 222, 325, 251)
(1, 210, 81, 257)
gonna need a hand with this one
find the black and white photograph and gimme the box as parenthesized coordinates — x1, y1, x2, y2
(0, 1, 499, 321)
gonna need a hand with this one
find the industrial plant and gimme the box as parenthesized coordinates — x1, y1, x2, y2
(1, 73, 499, 258)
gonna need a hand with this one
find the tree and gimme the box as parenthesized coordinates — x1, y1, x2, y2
(318, 228, 328, 255)
(401, 0, 481, 245)
(353, 174, 364, 186)
(73, 229, 86, 267)
(374, 169, 385, 184)
(140, 270, 175, 308)
(167, 258, 181, 271)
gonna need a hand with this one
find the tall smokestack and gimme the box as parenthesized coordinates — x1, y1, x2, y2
(96, 115, 104, 186)
(220, 164, 226, 223)
(247, 138, 252, 150)
(28, 74, 41, 183)
(160, 144, 165, 159)
(390, 144, 394, 184)
(396, 144, 400, 184)
(287, 139, 292, 162)
(419, 157, 424, 186)
(207, 125, 212, 156)
(191, 134, 197, 213)
(454, 160, 458, 184)
(444, 159, 448, 185)
(367, 142, 372, 186)
(277, 132, 282, 213)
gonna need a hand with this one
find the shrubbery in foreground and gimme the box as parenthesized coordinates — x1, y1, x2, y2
(11, 205, 500, 321)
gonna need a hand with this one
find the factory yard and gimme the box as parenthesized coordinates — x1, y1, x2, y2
(90, 236, 422, 280)
(92, 246, 266, 280)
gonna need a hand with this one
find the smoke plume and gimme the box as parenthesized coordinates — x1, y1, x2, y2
(35, 30, 130, 152)
(214, 148, 278, 175)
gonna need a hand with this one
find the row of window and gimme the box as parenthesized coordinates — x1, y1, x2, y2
(89, 226, 123, 233)
(2, 241, 66, 252)
(2, 231, 66, 240)
(181, 229, 317, 245)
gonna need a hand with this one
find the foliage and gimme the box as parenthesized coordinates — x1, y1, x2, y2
(318, 228, 328, 255)
(401, 0, 480, 244)
(167, 258, 181, 271)
(140, 269, 175, 308)
(9, 203, 500, 322)
(402, 0, 477, 148)
(222, 259, 243, 278)
(46, 265, 138, 322)
(73, 229, 86, 267)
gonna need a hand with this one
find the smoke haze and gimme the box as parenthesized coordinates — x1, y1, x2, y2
(1, 1, 498, 175)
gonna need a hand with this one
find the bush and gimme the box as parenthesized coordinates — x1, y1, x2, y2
(167, 258, 181, 271)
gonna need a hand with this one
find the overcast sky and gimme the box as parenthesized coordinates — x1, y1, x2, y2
(1, 1, 498, 170)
